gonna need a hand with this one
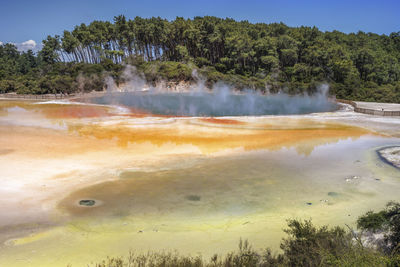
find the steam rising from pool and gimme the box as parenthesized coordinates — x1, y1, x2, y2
(88, 83, 337, 116)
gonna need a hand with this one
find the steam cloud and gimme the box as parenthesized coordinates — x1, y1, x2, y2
(94, 66, 337, 116)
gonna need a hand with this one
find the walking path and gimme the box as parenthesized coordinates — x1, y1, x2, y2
(338, 99, 400, 116)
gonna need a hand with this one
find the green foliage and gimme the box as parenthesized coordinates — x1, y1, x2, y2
(384, 202, 400, 253)
(194, 57, 211, 68)
(40, 35, 61, 64)
(157, 61, 193, 81)
(357, 201, 400, 254)
(94, 252, 204, 267)
(357, 210, 388, 233)
(0, 80, 16, 93)
(1, 16, 400, 102)
(280, 219, 351, 266)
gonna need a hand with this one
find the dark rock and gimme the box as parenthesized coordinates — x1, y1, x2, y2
(377, 146, 400, 169)
(185, 195, 201, 201)
(79, 199, 96, 206)
(328, 192, 339, 197)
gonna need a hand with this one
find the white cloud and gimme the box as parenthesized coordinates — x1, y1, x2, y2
(15, 40, 38, 52)
(0, 40, 41, 52)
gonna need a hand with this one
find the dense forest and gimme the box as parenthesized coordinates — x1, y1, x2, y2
(1, 16, 400, 102)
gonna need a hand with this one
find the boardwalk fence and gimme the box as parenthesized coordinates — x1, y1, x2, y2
(0, 93, 72, 100)
(337, 99, 400, 116)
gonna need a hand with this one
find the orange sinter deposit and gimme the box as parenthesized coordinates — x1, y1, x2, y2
(0, 100, 115, 119)
(69, 118, 373, 154)
(37, 104, 113, 119)
(199, 117, 246, 125)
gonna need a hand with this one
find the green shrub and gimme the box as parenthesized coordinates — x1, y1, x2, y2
(194, 57, 211, 68)
(357, 202, 400, 255)
(357, 210, 388, 233)
(0, 80, 16, 93)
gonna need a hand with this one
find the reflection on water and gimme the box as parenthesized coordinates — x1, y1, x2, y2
(68, 119, 372, 154)
(0, 100, 114, 118)
(59, 136, 400, 221)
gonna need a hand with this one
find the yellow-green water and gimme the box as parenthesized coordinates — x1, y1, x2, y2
(0, 100, 399, 266)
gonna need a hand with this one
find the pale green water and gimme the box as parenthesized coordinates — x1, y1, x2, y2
(2, 135, 399, 266)
(60, 136, 400, 221)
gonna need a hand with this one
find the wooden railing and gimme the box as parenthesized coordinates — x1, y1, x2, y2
(0, 93, 72, 100)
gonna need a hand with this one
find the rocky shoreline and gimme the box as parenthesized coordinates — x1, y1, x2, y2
(377, 146, 400, 169)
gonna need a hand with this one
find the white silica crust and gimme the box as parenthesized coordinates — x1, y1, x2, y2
(378, 146, 400, 169)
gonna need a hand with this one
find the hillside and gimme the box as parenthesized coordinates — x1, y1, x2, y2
(1, 16, 400, 102)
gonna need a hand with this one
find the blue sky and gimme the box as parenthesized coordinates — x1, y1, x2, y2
(0, 0, 399, 51)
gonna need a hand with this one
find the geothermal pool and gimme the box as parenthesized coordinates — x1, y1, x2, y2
(84, 90, 338, 116)
(0, 97, 399, 266)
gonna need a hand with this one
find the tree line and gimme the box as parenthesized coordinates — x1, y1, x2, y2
(1, 16, 400, 102)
